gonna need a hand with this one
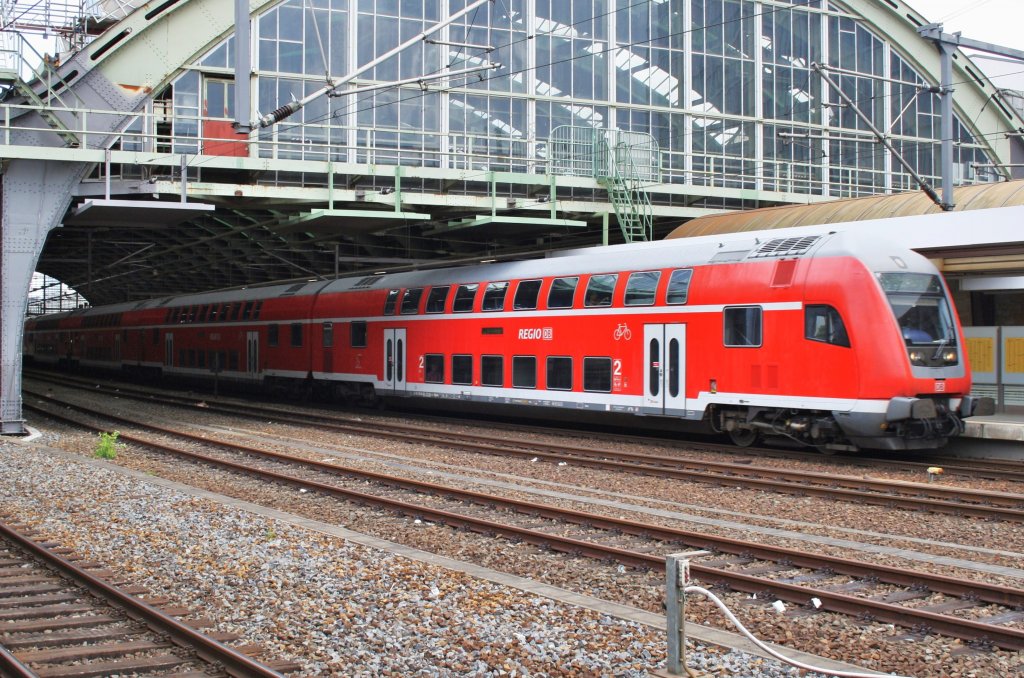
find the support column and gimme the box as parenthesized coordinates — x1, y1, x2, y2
(1, 159, 84, 434)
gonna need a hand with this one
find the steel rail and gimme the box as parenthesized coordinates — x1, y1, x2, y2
(29, 370, 1024, 483)
(0, 519, 284, 678)
(25, 383, 1024, 522)
(25, 397, 1024, 650)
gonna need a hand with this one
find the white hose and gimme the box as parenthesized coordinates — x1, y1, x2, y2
(684, 586, 912, 678)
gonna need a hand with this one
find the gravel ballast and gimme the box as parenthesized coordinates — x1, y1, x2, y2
(0, 438, 852, 677)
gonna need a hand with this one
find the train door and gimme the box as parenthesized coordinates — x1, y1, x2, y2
(642, 324, 686, 415)
(164, 333, 174, 368)
(246, 331, 260, 378)
(383, 328, 407, 393)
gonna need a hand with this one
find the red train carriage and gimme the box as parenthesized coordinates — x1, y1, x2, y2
(24, 231, 993, 451)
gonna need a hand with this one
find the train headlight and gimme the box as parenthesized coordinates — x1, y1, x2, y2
(909, 350, 926, 365)
(942, 350, 958, 364)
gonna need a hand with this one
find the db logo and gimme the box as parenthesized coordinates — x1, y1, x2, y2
(934, 381, 946, 392)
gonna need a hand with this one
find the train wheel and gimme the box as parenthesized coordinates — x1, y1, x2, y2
(728, 428, 759, 447)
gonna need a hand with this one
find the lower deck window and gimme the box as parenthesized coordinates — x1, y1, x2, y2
(724, 306, 762, 347)
(481, 355, 504, 386)
(424, 354, 445, 383)
(452, 355, 473, 385)
(512, 356, 536, 388)
(583, 357, 612, 392)
(546, 356, 572, 390)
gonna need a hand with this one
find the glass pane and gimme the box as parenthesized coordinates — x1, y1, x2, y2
(386, 338, 393, 380)
(546, 356, 572, 390)
(583, 357, 612, 392)
(669, 338, 679, 398)
(625, 271, 660, 306)
(584, 274, 617, 307)
(452, 355, 472, 384)
(512, 356, 536, 388)
(547, 277, 578, 308)
(425, 286, 450, 313)
(453, 284, 478, 312)
(666, 269, 693, 304)
(482, 282, 509, 311)
(513, 280, 542, 310)
(649, 338, 660, 396)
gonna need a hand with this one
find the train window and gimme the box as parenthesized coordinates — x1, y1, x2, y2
(648, 338, 660, 396)
(401, 288, 424, 314)
(351, 321, 367, 348)
(290, 323, 303, 347)
(425, 286, 450, 313)
(482, 282, 509, 312)
(452, 354, 473, 384)
(453, 284, 478, 313)
(383, 289, 400, 315)
(152, 328, 159, 344)
(546, 356, 573, 390)
(179, 349, 186, 366)
(197, 350, 206, 369)
(481, 355, 504, 386)
(323, 322, 334, 348)
(424, 354, 445, 383)
(547, 277, 578, 309)
(512, 356, 537, 388)
(242, 301, 254, 321)
(268, 324, 279, 347)
(805, 305, 850, 347)
(583, 357, 612, 392)
(199, 304, 209, 321)
(625, 271, 661, 306)
(513, 280, 542, 310)
(667, 269, 693, 304)
(187, 349, 196, 368)
(230, 303, 241, 321)
(253, 301, 263, 320)
(229, 350, 239, 371)
(724, 306, 762, 347)
(187, 306, 196, 323)
(584, 274, 617, 307)
(165, 309, 173, 323)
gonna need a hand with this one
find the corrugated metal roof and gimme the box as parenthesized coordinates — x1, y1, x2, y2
(666, 180, 1024, 239)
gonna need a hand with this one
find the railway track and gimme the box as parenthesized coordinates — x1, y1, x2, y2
(0, 516, 296, 677)
(23, 393, 1024, 651)
(24, 376, 1024, 522)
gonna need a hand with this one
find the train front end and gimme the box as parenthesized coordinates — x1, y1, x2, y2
(837, 263, 994, 450)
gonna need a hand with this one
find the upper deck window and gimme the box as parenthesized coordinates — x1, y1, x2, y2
(547, 277, 578, 309)
(624, 271, 660, 306)
(513, 280, 542, 310)
(666, 269, 693, 304)
(425, 286, 450, 313)
(401, 288, 423, 314)
(584, 274, 617, 307)
(383, 289, 400, 315)
(482, 281, 509, 311)
(453, 284, 478, 313)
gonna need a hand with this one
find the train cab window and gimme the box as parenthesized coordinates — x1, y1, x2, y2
(624, 271, 661, 306)
(547, 277, 578, 309)
(513, 280, 542, 310)
(805, 305, 850, 347)
(583, 357, 612, 392)
(512, 356, 537, 388)
(252, 301, 263, 320)
(290, 323, 303, 347)
(666, 269, 693, 304)
(351, 321, 367, 348)
(383, 289, 400, 315)
(425, 286, 450, 313)
(401, 288, 424, 314)
(482, 282, 509, 312)
(323, 322, 334, 348)
(452, 354, 473, 384)
(424, 354, 445, 383)
(546, 356, 573, 390)
(584, 274, 617, 307)
(481, 355, 504, 386)
(242, 301, 254, 321)
(268, 324, 280, 347)
(724, 306, 762, 347)
(453, 284, 478, 313)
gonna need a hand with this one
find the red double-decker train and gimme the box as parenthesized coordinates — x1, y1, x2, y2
(24, 230, 992, 451)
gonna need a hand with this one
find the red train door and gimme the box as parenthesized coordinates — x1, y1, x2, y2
(246, 331, 260, 379)
(643, 324, 686, 415)
(383, 328, 407, 393)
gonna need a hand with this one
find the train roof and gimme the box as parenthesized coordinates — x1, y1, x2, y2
(42, 228, 935, 319)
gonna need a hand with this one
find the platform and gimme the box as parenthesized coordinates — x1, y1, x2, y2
(962, 413, 1024, 443)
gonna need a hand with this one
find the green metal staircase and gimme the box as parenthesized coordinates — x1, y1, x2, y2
(0, 34, 81, 147)
(596, 134, 654, 243)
